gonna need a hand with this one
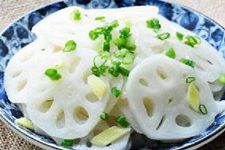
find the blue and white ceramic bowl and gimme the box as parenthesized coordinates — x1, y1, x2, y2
(1, 0, 225, 149)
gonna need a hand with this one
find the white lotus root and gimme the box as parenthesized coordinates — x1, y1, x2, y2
(132, 16, 225, 92)
(4, 40, 113, 138)
(32, 6, 159, 50)
(125, 55, 225, 140)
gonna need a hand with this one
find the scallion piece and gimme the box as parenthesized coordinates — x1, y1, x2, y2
(186, 76, 196, 84)
(89, 31, 99, 40)
(218, 74, 225, 84)
(45, 68, 61, 80)
(164, 48, 176, 59)
(180, 58, 195, 68)
(199, 104, 208, 115)
(156, 32, 170, 40)
(184, 35, 201, 47)
(116, 115, 129, 128)
(176, 32, 184, 41)
(118, 66, 130, 77)
(146, 18, 161, 32)
(71, 9, 81, 21)
(63, 40, 77, 52)
(111, 87, 121, 98)
(100, 112, 109, 120)
(95, 16, 105, 21)
(61, 139, 74, 148)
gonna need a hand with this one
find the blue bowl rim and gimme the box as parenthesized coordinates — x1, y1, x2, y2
(0, 0, 225, 149)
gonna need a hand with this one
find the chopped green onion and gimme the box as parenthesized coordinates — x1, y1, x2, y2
(218, 74, 225, 84)
(146, 18, 161, 32)
(184, 35, 201, 47)
(110, 20, 119, 28)
(100, 51, 110, 59)
(199, 104, 208, 115)
(164, 48, 176, 59)
(100, 112, 109, 120)
(89, 31, 99, 40)
(186, 76, 196, 84)
(120, 27, 131, 38)
(156, 32, 170, 40)
(108, 62, 120, 77)
(118, 67, 130, 77)
(115, 49, 129, 58)
(116, 115, 129, 128)
(63, 40, 77, 52)
(111, 87, 121, 98)
(113, 27, 136, 51)
(122, 53, 135, 65)
(71, 9, 81, 21)
(103, 40, 110, 51)
(176, 32, 184, 41)
(89, 20, 119, 51)
(95, 16, 105, 21)
(61, 139, 74, 148)
(180, 58, 195, 68)
(91, 66, 101, 77)
(125, 38, 136, 51)
(45, 68, 61, 80)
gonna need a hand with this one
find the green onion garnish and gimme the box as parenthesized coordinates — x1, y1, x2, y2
(164, 48, 176, 59)
(113, 27, 136, 51)
(63, 40, 77, 52)
(103, 40, 110, 52)
(199, 104, 208, 115)
(176, 32, 184, 41)
(184, 35, 201, 47)
(61, 139, 74, 148)
(100, 112, 109, 120)
(116, 115, 129, 128)
(146, 18, 161, 32)
(89, 20, 119, 51)
(95, 16, 105, 21)
(180, 58, 195, 68)
(111, 87, 121, 98)
(156, 32, 170, 40)
(71, 9, 81, 21)
(186, 76, 196, 83)
(218, 74, 225, 84)
(89, 31, 99, 40)
(45, 68, 61, 80)
(118, 67, 130, 77)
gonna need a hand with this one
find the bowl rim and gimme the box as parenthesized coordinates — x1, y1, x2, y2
(1, 0, 225, 149)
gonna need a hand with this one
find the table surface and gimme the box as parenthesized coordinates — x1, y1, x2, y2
(0, 0, 225, 150)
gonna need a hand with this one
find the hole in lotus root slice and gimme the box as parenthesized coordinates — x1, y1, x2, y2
(175, 114, 192, 127)
(83, 70, 91, 84)
(156, 67, 167, 80)
(143, 97, 154, 117)
(73, 106, 89, 124)
(11, 69, 22, 78)
(156, 115, 166, 130)
(56, 110, 65, 129)
(68, 57, 80, 73)
(38, 99, 53, 113)
(139, 78, 149, 87)
(86, 92, 99, 102)
(16, 79, 27, 92)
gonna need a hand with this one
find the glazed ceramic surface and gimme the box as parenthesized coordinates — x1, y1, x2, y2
(0, 0, 225, 149)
